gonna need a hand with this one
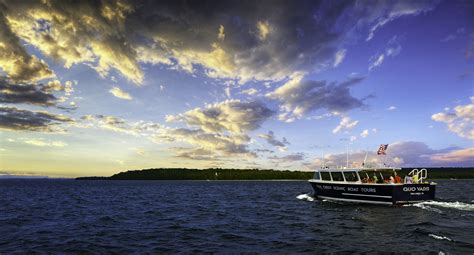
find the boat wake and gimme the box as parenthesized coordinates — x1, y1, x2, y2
(296, 193, 315, 202)
(408, 201, 474, 212)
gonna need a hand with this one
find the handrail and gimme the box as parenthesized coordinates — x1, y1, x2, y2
(408, 168, 428, 183)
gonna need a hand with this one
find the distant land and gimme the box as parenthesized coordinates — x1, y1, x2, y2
(76, 167, 474, 180)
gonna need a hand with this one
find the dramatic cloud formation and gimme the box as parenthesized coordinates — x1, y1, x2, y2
(109, 87, 132, 100)
(0, 0, 438, 85)
(307, 141, 472, 168)
(81, 100, 273, 159)
(0, 9, 54, 82)
(162, 100, 275, 158)
(166, 100, 274, 134)
(267, 73, 368, 122)
(0, 77, 74, 106)
(431, 97, 474, 139)
(157, 129, 255, 159)
(258, 131, 289, 151)
(0, 106, 72, 132)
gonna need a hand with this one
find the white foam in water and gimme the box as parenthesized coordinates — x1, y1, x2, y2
(296, 193, 314, 202)
(409, 203, 443, 214)
(429, 234, 453, 242)
(417, 201, 474, 212)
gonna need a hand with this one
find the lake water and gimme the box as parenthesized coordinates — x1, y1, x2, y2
(0, 179, 473, 253)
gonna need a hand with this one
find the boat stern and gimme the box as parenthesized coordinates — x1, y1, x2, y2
(392, 183, 436, 204)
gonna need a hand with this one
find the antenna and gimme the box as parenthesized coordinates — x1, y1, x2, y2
(363, 151, 368, 167)
(321, 149, 325, 168)
(346, 144, 349, 169)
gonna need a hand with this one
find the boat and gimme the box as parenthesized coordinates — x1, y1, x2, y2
(308, 145, 436, 205)
(309, 167, 436, 205)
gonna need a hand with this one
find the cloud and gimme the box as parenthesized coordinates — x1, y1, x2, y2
(256, 20, 271, 41)
(109, 87, 132, 100)
(259, 131, 289, 151)
(0, 10, 54, 82)
(156, 128, 256, 158)
(218, 25, 225, 41)
(369, 54, 385, 70)
(431, 148, 474, 164)
(269, 153, 305, 163)
(166, 99, 274, 134)
(174, 147, 217, 161)
(365, 1, 437, 41)
(0, 106, 72, 132)
(0, 77, 74, 106)
(80, 114, 164, 136)
(1, 1, 142, 84)
(333, 49, 347, 67)
(0, 77, 57, 106)
(431, 97, 474, 139)
(23, 139, 67, 147)
(81, 110, 260, 159)
(240, 88, 259, 96)
(369, 36, 402, 71)
(267, 73, 368, 121)
(0, 1, 437, 86)
(360, 129, 369, 138)
(308, 141, 471, 167)
(387, 106, 397, 111)
(332, 116, 359, 134)
(163, 99, 274, 158)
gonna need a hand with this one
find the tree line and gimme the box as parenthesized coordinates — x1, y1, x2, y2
(76, 167, 474, 180)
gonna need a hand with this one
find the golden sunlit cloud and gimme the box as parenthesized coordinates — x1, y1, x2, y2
(24, 139, 67, 147)
(109, 87, 132, 100)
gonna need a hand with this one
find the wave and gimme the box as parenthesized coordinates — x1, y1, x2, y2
(408, 203, 443, 213)
(428, 234, 453, 242)
(296, 193, 314, 202)
(418, 201, 474, 211)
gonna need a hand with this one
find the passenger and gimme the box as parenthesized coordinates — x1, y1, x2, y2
(389, 175, 395, 184)
(394, 173, 402, 183)
(404, 175, 412, 184)
(412, 174, 419, 184)
(372, 174, 378, 183)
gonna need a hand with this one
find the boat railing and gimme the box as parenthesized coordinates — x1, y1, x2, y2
(408, 168, 428, 183)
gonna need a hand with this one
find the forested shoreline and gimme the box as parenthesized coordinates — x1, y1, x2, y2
(76, 167, 474, 180)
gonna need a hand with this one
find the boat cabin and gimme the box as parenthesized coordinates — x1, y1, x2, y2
(312, 167, 404, 184)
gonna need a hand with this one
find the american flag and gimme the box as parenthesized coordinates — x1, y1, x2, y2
(377, 144, 388, 155)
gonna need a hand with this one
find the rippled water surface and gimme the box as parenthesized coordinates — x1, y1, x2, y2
(0, 179, 473, 253)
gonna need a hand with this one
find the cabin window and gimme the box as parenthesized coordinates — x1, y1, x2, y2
(321, 172, 331, 181)
(313, 172, 321, 180)
(331, 172, 344, 182)
(344, 172, 358, 182)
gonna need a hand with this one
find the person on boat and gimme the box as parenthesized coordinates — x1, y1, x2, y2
(404, 175, 413, 184)
(372, 173, 378, 183)
(389, 175, 395, 184)
(394, 172, 402, 183)
(412, 174, 419, 184)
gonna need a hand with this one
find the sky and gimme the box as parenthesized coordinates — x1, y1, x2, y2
(0, 0, 473, 177)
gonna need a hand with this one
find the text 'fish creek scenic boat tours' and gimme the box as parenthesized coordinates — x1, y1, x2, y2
(309, 144, 436, 205)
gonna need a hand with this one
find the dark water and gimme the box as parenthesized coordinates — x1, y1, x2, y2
(0, 180, 473, 254)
